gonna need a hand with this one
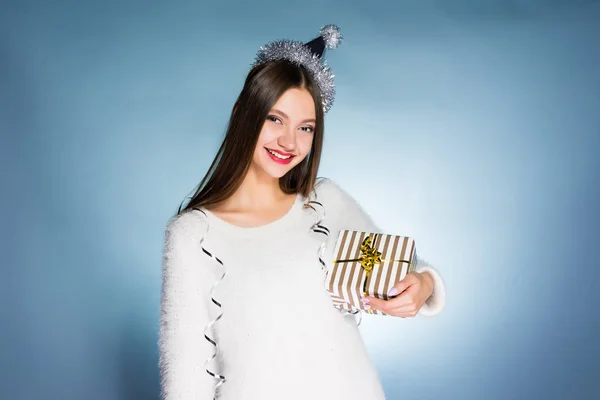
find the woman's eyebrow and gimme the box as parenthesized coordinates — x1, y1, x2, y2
(271, 108, 316, 124)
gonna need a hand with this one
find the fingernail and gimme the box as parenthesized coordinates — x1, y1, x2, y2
(361, 297, 370, 305)
(388, 287, 399, 296)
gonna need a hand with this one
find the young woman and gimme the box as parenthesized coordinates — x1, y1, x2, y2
(159, 25, 446, 400)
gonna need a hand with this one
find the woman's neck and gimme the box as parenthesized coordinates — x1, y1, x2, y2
(210, 172, 290, 214)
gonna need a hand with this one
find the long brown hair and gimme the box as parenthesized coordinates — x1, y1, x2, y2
(178, 60, 325, 215)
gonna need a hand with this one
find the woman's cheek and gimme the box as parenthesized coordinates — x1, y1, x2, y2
(300, 135, 314, 155)
(261, 126, 279, 143)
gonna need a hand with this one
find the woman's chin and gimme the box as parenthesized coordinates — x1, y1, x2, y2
(251, 156, 302, 179)
(248, 163, 288, 180)
(266, 168, 291, 179)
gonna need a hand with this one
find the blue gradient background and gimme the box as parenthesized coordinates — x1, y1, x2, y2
(2, 0, 600, 399)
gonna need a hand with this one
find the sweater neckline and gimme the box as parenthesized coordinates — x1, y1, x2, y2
(201, 193, 306, 237)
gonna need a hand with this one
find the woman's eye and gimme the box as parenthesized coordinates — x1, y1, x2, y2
(301, 126, 315, 133)
(267, 115, 282, 124)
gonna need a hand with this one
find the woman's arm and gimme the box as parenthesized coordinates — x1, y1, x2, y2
(159, 212, 218, 399)
(413, 256, 446, 317)
(316, 178, 446, 317)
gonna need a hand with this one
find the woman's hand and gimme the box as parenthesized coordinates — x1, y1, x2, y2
(361, 271, 435, 317)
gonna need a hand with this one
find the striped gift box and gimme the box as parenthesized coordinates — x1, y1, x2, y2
(325, 230, 417, 316)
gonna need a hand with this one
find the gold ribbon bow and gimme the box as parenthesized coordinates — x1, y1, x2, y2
(355, 235, 382, 274)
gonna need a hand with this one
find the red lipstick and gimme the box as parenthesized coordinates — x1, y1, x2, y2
(265, 148, 295, 165)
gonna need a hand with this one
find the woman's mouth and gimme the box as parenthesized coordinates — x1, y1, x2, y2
(265, 148, 295, 164)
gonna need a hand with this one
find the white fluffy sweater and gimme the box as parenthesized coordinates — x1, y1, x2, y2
(159, 178, 446, 399)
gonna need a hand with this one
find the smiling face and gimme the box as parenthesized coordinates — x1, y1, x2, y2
(250, 87, 317, 179)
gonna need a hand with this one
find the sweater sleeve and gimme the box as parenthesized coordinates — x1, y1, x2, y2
(316, 178, 446, 317)
(159, 211, 218, 399)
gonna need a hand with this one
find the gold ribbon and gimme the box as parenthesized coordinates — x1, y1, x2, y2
(333, 234, 412, 297)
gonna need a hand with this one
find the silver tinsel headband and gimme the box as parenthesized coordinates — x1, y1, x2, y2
(252, 24, 343, 113)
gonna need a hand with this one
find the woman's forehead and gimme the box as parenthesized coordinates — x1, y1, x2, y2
(271, 88, 316, 119)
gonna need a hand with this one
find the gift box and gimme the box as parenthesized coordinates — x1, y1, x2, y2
(325, 230, 417, 315)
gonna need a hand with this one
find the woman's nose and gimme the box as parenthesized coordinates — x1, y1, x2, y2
(277, 127, 297, 150)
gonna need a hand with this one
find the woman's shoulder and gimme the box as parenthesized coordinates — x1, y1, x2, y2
(313, 176, 354, 205)
(312, 176, 378, 232)
(164, 208, 209, 244)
